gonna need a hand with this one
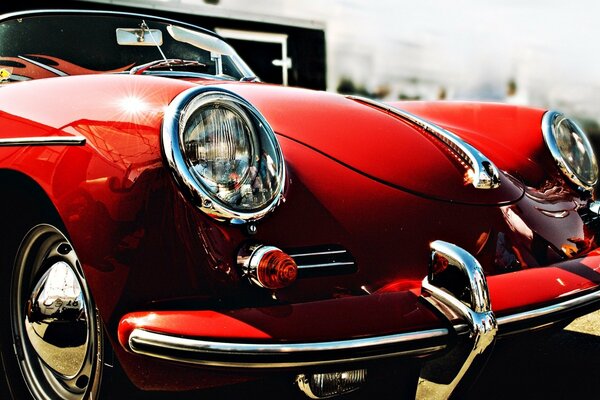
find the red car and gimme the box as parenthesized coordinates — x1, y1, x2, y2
(0, 9, 599, 400)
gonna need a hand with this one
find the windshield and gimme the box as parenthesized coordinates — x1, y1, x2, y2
(0, 12, 255, 82)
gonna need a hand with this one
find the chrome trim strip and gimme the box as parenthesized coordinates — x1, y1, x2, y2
(297, 261, 355, 269)
(0, 136, 86, 146)
(417, 240, 497, 399)
(348, 96, 501, 190)
(497, 287, 600, 329)
(18, 55, 68, 77)
(127, 327, 449, 368)
(288, 250, 348, 258)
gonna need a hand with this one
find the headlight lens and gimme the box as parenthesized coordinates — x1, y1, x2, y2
(542, 111, 598, 189)
(163, 87, 285, 222)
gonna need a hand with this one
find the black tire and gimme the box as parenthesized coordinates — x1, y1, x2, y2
(1, 223, 104, 400)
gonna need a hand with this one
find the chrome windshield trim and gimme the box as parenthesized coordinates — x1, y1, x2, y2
(128, 327, 449, 368)
(0, 136, 86, 146)
(348, 96, 501, 190)
(497, 287, 600, 330)
(18, 55, 67, 77)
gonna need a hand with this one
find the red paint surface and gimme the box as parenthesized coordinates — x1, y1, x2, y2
(395, 101, 552, 186)
(488, 251, 600, 314)
(223, 84, 526, 205)
(0, 73, 599, 391)
(119, 252, 600, 347)
(118, 290, 439, 348)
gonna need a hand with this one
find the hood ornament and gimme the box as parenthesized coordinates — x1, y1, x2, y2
(348, 96, 501, 190)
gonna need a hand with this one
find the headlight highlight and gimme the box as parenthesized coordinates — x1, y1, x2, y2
(163, 87, 285, 222)
(542, 110, 598, 190)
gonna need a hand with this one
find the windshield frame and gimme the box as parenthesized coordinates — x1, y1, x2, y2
(0, 9, 256, 81)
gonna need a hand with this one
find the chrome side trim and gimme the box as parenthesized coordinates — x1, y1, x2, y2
(497, 287, 600, 331)
(417, 240, 497, 400)
(348, 96, 501, 190)
(0, 136, 86, 146)
(127, 327, 449, 368)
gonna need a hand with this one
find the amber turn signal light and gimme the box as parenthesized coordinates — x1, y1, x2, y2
(238, 245, 298, 289)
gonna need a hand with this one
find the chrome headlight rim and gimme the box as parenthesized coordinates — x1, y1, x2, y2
(542, 110, 598, 190)
(162, 86, 286, 223)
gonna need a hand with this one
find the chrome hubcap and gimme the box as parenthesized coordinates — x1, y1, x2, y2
(10, 224, 101, 400)
(25, 260, 90, 377)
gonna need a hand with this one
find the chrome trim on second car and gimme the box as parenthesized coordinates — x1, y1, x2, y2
(348, 96, 501, 190)
(0, 136, 86, 146)
(127, 327, 449, 368)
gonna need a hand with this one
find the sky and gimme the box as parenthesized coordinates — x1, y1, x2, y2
(92, 0, 600, 121)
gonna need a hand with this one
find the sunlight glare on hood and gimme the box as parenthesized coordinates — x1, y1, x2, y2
(119, 95, 150, 115)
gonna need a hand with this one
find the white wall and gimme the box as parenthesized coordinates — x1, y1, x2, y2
(87, 0, 600, 120)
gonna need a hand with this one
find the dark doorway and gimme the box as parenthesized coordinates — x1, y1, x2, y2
(218, 29, 290, 85)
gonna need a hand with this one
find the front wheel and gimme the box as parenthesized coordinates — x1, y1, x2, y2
(2, 224, 103, 400)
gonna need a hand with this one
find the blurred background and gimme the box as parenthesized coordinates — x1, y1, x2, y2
(9, 0, 593, 135)
(3, 1, 599, 119)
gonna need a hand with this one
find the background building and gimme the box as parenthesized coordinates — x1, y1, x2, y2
(0, 0, 327, 90)
(3, 0, 599, 130)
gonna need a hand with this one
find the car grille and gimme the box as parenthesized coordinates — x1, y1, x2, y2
(285, 244, 357, 278)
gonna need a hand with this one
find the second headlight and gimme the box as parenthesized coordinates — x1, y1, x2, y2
(542, 110, 598, 190)
(162, 87, 286, 223)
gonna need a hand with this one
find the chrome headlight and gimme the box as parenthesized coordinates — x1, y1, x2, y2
(542, 110, 598, 190)
(162, 87, 285, 223)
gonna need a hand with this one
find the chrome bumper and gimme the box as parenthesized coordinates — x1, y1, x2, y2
(128, 327, 449, 369)
(497, 288, 600, 335)
(123, 241, 600, 399)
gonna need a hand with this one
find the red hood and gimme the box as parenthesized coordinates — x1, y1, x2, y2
(395, 101, 549, 185)
(223, 83, 525, 205)
(0, 75, 538, 205)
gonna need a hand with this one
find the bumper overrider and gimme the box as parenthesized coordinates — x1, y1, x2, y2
(118, 241, 600, 399)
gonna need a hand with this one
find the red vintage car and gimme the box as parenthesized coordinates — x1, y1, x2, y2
(0, 9, 599, 400)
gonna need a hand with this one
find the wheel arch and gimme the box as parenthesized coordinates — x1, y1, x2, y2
(0, 169, 67, 267)
(0, 169, 109, 399)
